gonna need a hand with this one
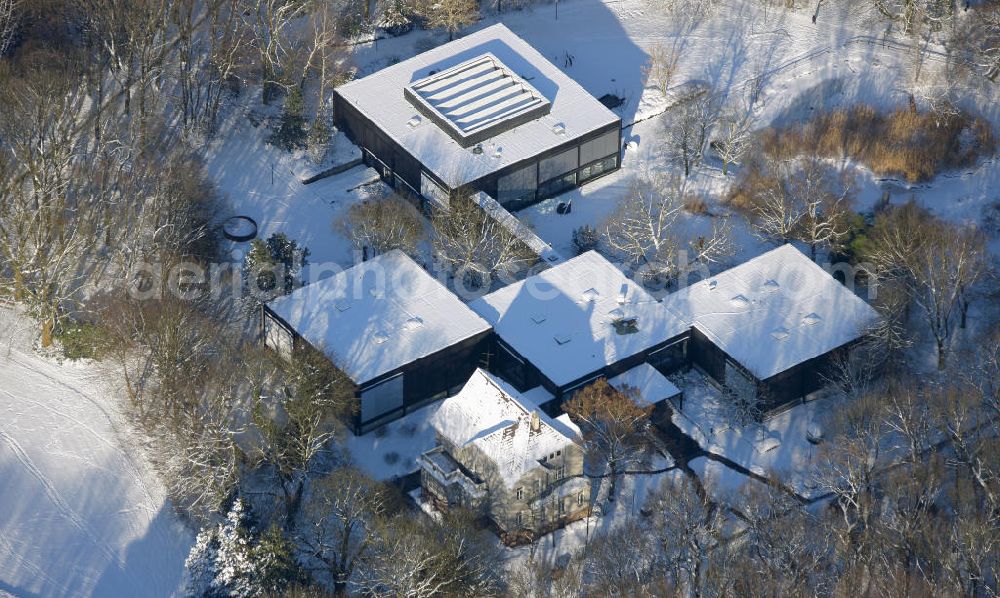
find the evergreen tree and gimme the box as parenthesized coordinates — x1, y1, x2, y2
(243, 233, 310, 303)
(183, 527, 220, 597)
(272, 87, 306, 150)
(211, 499, 258, 598)
(253, 524, 306, 594)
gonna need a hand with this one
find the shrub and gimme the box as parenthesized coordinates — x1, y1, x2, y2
(759, 103, 994, 182)
(572, 224, 600, 254)
(683, 196, 709, 215)
(55, 321, 110, 360)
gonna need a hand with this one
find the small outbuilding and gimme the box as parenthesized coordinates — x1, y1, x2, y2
(261, 251, 492, 433)
(333, 24, 622, 211)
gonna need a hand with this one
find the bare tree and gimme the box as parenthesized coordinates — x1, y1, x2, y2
(647, 475, 722, 593)
(713, 101, 756, 175)
(338, 192, 425, 260)
(583, 520, 654, 596)
(0, 0, 19, 57)
(603, 174, 735, 283)
(562, 379, 653, 502)
(866, 201, 987, 369)
(642, 43, 679, 100)
(432, 194, 536, 290)
(299, 468, 391, 595)
(418, 0, 479, 41)
(360, 509, 501, 597)
(956, 3, 1000, 82)
(244, 0, 310, 102)
(663, 91, 718, 176)
(251, 343, 355, 528)
(737, 158, 854, 259)
(0, 61, 112, 344)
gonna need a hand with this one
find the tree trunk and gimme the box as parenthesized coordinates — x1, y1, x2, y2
(937, 338, 946, 370)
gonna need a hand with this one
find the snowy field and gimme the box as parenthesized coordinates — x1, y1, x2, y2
(0, 308, 192, 598)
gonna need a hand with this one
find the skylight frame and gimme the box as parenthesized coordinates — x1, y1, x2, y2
(404, 53, 552, 148)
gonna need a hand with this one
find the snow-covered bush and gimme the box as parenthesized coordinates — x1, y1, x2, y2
(572, 225, 600, 255)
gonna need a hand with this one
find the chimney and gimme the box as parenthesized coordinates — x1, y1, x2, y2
(529, 411, 542, 434)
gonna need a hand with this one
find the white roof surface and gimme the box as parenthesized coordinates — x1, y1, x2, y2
(470, 251, 690, 387)
(335, 24, 620, 188)
(663, 244, 880, 380)
(609, 363, 681, 404)
(267, 250, 490, 384)
(431, 369, 581, 488)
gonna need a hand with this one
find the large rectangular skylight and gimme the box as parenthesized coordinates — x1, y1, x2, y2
(404, 53, 551, 147)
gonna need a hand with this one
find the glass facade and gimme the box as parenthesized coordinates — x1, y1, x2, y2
(579, 130, 620, 166)
(494, 128, 621, 210)
(539, 147, 579, 182)
(497, 163, 538, 204)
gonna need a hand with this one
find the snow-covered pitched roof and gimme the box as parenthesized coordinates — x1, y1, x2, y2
(609, 363, 681, 404)
(469, 251, 690, 388)
(662, 244, 881, 380)
(431, 369, 581, 488)
(335, 24, 620, 188)
(267, 251, 491, 385)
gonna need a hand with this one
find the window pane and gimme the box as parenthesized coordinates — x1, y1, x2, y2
(361, 374, 404, 421)
(421, 172, 449, 209)
(580, 130, 620, 166)
(538, 172, 576, 198)
(498, 162, 537, 203)
(539, 147, 578, 182)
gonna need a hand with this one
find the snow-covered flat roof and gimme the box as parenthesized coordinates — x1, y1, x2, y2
(430, 369, 581, 488)
(663, 244, 881, 380)
(335, 24, 620, 188)
(267, 251, 491, 384)
(470, 251, 690, 388)
(609, 363, 681, 404)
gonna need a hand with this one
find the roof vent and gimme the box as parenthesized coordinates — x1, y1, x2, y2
(403, 316, 424, 331)
(581, 287, 600, 302)
(730, 294, 750, 308)
(552, 122, 566, 135)
(493, 146, 503, 159)
(407, 115, 422, 128)
(771, 327, 791, 341)
(617, 283, 628, 304)
(530, 313, 547, 325)
(707, 279, 718, 290)
(803, 312, 822, 326)
(472, 144, 484, 155)
(554, 333, 572, 345)
(373, 331, 390, 344)
(335, 303, 352, 313)
(607, 307, 625, 320)
(763, 279, 780, 292)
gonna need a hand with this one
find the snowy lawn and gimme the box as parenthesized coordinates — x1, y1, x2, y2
(671, 370, 836, 498)
(342, 403, 439, 481)
(0, 308, 192, 598)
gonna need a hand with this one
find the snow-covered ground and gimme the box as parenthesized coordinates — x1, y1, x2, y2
(343, 403, 439, 481)
(0, 308, 192, 598)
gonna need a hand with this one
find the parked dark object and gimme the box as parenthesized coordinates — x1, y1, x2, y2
(557, 201, 572, 214)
